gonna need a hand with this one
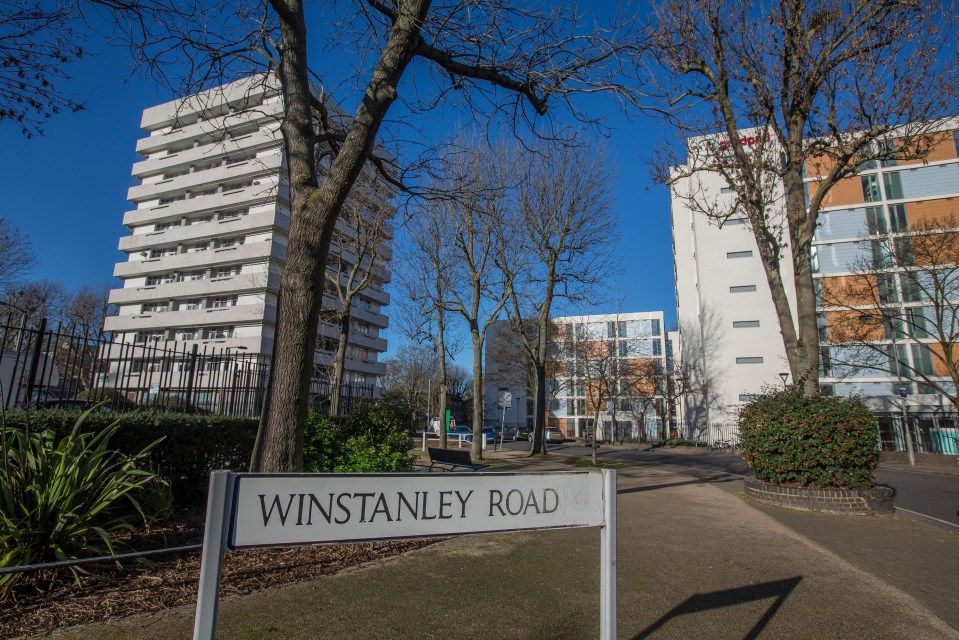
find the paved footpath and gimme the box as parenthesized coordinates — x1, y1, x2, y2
(49, 452, 958, 640)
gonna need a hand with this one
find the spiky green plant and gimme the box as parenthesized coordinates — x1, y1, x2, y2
(0, 407, 163, 597)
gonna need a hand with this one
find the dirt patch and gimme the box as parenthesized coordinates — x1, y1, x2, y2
(1, 506, 437, 639)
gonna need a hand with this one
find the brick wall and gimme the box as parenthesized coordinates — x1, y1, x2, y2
(744, 478, 894, 515)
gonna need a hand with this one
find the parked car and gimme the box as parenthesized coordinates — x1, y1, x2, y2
(447, 425, 473, 439)
(513, 425, 532, 441)
(545, 426, 565, 444)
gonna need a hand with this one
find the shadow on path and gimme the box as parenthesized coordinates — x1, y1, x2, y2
(616, 474, 743, 495)
(630, 576, 803, 640)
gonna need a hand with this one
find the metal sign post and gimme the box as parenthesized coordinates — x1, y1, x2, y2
(193, 469, 616, 640)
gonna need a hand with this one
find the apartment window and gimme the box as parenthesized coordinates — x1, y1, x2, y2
(911, 344, 934, 376)
(185, 215, 212, 226)
(727, 250, 753, 259)
(720, 186, 734, 194)
(733, 320, 761, 328)
(883, 172, 903, 199)
(210, 295, 237, 309)
(876, 273, 899, 304)
(212, 265, 240, 278)
(730, 285, 757, 293)
(204, 326, 234, 339)
(215, 236, 244, 249)
(878, 139, 898, 167)
(183, 299, 202, 310)
(724, 218, 747, 226)
(187, 243, 208, 253)
(158, 195, 185, 205)
(896, 236, 915, 266)
(817, 313, 828, 342)
(178, 328, 198, 340)
(739, 394, 758, 402)
(953, 130, 959, 156)
(355, 296, 372, 311)
(901, 273, 922, 302)
(736, 357, 764, 364)
(865, 206, 887, 235)
(906, 308, 930, 339)
(218, 208, 248, 220)
(652, 339, 662, 356)
(819, 348, 833, 377)
(141, 303, 168, 313)
(145, 276, 162, 286)
(154, 221, 176, 231)
(888, 204, 908, 233)
(356, 321, 371, 336)
(650, 319, 661, 336)
(149, 248, 176, 258)
(871, 240, 892, 269)
(187, 271, 206, 281)
(355, 347, 369, 360)
(861, 174, 882, 202)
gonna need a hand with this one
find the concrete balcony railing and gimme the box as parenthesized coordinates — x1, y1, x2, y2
(127, 152, 282, 203)
(108, 271, 279, 306)
(121, 183, 284, 228)
(114, 241, 285, 278)
(103, 303, 277, 333)
(349, 306, 389, 329)
(348, 332, 388, 354)
(136, 99, 283, 154)
(118, 210, 282, 252)
(132, 127, 282, 177)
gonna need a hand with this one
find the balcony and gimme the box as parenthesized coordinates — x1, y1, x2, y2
(350, 305, 389, 329)
(118, 210, 282, 252)
(132, 126, 282, 177)
(122, 183, 282, 228)
(114, 241, 285, 278)
(136, 98, 283, 154)
(108, 271, 280, 306)
(103, 303, 277, 333)
(127, 152, 282, 203)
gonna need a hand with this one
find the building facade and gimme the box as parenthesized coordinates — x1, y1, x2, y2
(484, 311, 668, 440)
(103, 76, 391, 404)
(672, 120, 959, 455)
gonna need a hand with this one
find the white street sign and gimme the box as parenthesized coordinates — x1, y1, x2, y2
(194, 469, 616, 640)
(230, 472, 604, 548)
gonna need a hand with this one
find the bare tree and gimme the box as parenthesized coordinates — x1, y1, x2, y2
(499, 138, 619, 455)
(647, 0, 958, 395)
(393, 193, 466, 448)
(380, 342, 439, 421)
(823, 214, 959, 412)
(437, 138, 512, 460)
(0, 218, 35, 293)
(323, 173, 394, 414)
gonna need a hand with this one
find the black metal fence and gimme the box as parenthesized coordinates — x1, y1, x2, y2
(0, 318, 373, 417)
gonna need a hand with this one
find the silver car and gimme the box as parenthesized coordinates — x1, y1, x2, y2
(545, 426, 565, 444)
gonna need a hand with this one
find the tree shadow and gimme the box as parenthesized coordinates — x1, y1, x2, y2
(631, 576, 802, 640)
(616, 473, 743, 495)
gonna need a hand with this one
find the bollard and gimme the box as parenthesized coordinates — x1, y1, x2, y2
(422, 431, 426, 452)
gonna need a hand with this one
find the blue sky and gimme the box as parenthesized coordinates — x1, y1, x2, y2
(0, 8, 679, 358)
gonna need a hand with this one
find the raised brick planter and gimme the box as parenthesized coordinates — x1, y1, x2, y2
(744, 478, 894, 515)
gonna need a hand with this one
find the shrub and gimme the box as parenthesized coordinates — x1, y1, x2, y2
(304, 400, 414, 473)
(738, 390, 879, 489)
(1, 409, 258, 502)
(0, 408, 162, 597)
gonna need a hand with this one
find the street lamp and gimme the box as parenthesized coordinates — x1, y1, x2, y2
(779, 372, 789, 389)
(859, 313, 915, 466)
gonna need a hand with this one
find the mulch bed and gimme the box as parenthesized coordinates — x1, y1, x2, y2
(1, 505, 438, 639)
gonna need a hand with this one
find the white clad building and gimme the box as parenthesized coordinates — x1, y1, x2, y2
(104, 75, 391, 402)
(671, 121, 959, 455)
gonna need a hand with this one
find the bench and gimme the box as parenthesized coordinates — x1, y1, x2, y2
(426, 447, 489, 472)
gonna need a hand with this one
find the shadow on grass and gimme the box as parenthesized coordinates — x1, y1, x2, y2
(631, 576, 802, 640)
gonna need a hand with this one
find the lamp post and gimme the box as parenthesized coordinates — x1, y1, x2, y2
(859, 314, 915, 466)
(779, 372, 789, 389)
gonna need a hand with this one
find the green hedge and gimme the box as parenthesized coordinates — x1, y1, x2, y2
(738, 390, 879, 489)
(304, 401, 414, 473)
(1, 409, 257, 502)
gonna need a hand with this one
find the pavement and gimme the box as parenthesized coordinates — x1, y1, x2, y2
(47, 448, 959, 640)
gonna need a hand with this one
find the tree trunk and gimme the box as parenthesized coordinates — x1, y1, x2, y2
(252, 0, 431, 472)
(470, 330, 485, 459)
(330, 309, 351, 415)
(530, 361, 547, 455)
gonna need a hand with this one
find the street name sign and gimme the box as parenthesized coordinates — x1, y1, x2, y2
(194, 469, 616, 640)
